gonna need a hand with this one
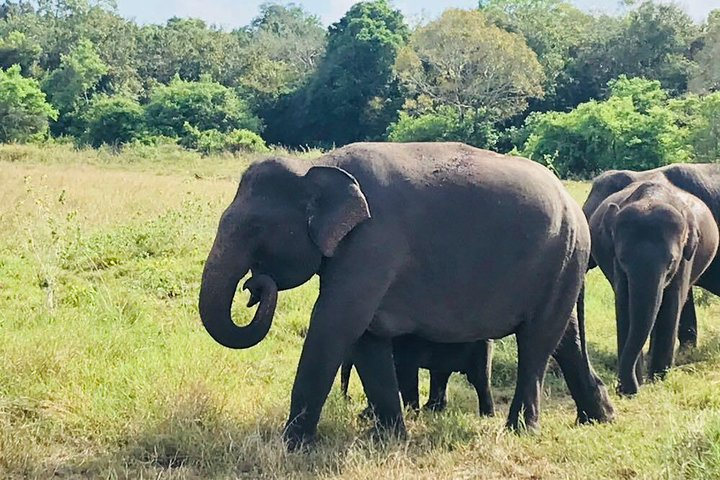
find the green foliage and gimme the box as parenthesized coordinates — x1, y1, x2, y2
(240, 3, 326, 99)
(135, 18, 245, 86)
(144, 75, 261, 139)
(686, 92, 720, 163)
(481, 0, 593, 111)
(42, 38, 107, 113)
(288, 0, 408, 146)
(0, 64, 58, 142)
(396, 9, 543, 123)
(690, 10, 720, 94)
(387, 108, 499, 149)
(521, 76, 692, 177)
(182, 123, 269, 155)
(81, 95, 144, 147)
(0, 30, 41, 73)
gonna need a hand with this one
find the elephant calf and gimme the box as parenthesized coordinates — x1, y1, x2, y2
(589, 180, 719, 396)
(341, 337, 494, 417)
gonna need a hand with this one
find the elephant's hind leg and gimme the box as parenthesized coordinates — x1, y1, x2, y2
(507, 318, 566, 432)
(553, 313, 614, 424)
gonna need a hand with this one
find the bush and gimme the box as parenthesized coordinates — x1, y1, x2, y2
(520, 76, 691, 177)
(82, 95, 145, 147)
(145, 75, 262, 140)
(0, 65, 58, 142)
(387, 107, 499, 149)
(182, 123, 269, 155)
(687, 92, 720, 163)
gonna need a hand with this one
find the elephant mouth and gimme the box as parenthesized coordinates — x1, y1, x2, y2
(244, 274, 272, 307)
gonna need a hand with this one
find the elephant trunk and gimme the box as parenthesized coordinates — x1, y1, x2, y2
(198, 242, 278, 349)
(618, 272, 664, 395)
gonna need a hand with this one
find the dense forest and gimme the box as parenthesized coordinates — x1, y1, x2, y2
(1, 0, 719, 176)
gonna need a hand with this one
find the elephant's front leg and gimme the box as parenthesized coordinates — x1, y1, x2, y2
(283, 258, 398, 449)
(353, 332, 406, 436)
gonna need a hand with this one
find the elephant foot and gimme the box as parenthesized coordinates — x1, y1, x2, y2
(365, 417, 407, 444)
(505, 417, 540, 435)
(282, 425, 315, 452)
(422, 400, 447, 412)
(358, 405, 375, 421)
(616, 382, 639, 398)
(576, 379, 615, 425)
(479, 406, 495, 417)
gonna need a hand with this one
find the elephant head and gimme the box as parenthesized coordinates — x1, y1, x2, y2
(198, 158, 371, 349)
(600, 184, 699, 394)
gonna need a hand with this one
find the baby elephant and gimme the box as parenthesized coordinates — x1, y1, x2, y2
(341, 336, 494, 416)
(590, 180, 719, 396)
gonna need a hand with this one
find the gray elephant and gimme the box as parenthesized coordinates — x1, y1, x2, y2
(340, 337, 495, 417)
(584, 164, 720, 348)
(589, 180, 718, 396)
(198, 142, 614, 449)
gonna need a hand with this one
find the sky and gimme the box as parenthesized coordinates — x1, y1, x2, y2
(115, 0, 720, 29)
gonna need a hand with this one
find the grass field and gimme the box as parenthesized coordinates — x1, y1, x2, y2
(2, 144, 720, 479)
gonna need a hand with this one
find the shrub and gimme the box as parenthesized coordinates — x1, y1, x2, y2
(145, 75, 262, 140)
(387, 107, 499, 149)
(82, 95, 145, 147)
(520, 76, 691, 177)
(0, 65, 58, 142)
(182, 123, 269, 155)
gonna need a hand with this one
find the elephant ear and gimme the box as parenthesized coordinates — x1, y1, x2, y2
(683, 225, 699, 261)
(600, 202, 620, 245)
(305, 166, 371, 257)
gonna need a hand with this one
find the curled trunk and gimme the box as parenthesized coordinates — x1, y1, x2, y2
(198, 253, 278, 349)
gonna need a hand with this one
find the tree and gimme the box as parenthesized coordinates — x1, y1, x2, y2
(566, 1, 698, 103)
(42, 38, 107, 114)
(396, 9, 543, 122)
(480, 0, 594, 112)
(685, 92, 720, 163)
(240, 3, 326, 98)
(144, 75, 261, 139)
(0, 64, 58, 142)
(690, 10, 720, 94)
(0, 30, 41, 73)
(135, 18, 244, 86)
(285, 0, 408, 146)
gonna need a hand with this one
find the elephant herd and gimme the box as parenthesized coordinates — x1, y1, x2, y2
(198, 142, 720, 449)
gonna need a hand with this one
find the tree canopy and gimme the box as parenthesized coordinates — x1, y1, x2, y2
(0, 0, 718, 169)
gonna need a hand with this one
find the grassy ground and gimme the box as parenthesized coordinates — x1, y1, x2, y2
(2, 144, 720, 479)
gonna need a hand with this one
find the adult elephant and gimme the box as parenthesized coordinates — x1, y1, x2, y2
(198, 142, 614, 449)
(589, 180, 718, 395)
(584, 164, 720, 348)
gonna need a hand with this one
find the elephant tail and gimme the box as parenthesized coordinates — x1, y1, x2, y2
(340, 361, 353, 399)
(577, 280, 590, 362)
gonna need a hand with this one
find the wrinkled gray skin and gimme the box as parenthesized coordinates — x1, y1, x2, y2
(585, 164, 720, 350)
(340, 337, 495, 417)
(198, 142, 614, 449)
(589, 180, 719, 396)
